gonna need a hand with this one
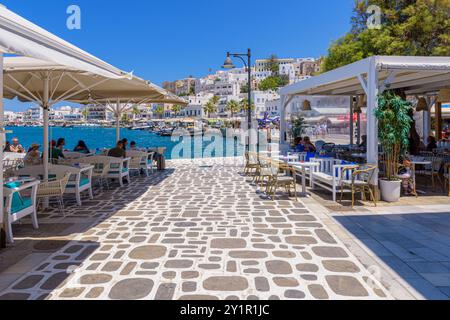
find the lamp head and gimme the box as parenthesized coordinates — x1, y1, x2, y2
(222, 53, 235, 69)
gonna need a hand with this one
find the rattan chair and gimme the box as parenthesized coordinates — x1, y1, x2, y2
(244, 151, 259, 176)
(416, 157, 444, 190)
(36, 173, 71, 216)
(340, 164, 378, 208)
(266, 160, 298, 201)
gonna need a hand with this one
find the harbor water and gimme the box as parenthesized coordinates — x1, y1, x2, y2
(5, 126, 245, 160)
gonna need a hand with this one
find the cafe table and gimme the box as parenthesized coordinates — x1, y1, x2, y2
(288, 161, 320, 197)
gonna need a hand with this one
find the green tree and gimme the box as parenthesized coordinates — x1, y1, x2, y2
(240, 83, 249, 94)
(291, 116, 307, 139)
(375, 91, 413, 181)
(267, 54, 280, 75)
(121, 113, 130, 124)
(259, 76, 280, 91)
(171, 105, 183, 117)
(131, 106, 141, 123)
(225, 100, 240, 117)
(239, 98, 255, 114)
(81, 108, 89, 121)
(322, 0, 450, 72)
(204, 96, 220, 118)
(258, 75, 289, 91)
(155, 106, 165, 119)
(204, 101, 217, 118)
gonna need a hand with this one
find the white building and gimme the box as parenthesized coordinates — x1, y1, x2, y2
(252, 91, 280, 117)
(23, 107, 43, 122)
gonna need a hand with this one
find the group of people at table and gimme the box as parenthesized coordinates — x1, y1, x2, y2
(4, 137, 144, 165)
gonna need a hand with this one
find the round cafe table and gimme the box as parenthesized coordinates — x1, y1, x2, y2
(288, 161, 320, 197)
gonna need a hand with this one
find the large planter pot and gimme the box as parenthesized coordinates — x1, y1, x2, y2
(379, 179, 401, 202)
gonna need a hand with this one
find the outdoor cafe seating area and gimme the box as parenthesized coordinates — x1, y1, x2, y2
(244, 141, 450, 206)
(2, 147, 166, 245)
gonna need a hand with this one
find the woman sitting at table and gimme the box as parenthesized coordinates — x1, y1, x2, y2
(303, 137, 316, 153)
(49, 140, 65, 163)
(24, 143, 42, 166)
(294, 137, 305, 152)
(74, 140, 90, 154)
(426, 136, 438, 152)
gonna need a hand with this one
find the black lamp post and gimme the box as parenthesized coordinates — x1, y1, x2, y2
(222, 49, 252, 151)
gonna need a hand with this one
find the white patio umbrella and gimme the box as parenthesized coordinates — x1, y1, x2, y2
(0, 4, 128, 241)
(3, 57, 181, 180)
(79, 93, 188, 143)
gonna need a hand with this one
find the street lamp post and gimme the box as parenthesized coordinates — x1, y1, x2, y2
(223, 49, 252, 151)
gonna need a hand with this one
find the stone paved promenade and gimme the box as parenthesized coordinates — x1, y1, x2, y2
(0, 157, 390, 300)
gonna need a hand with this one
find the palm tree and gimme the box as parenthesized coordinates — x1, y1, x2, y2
(204, 101, 216, 118)
(239, 98, 255, 115)
(155, 106, 165, 119)
(204, 96, 220, 118)
(226, 100, 240, 118)
(81, 108, 89, 122)
(171, 105, 183, 117)
(131, 106, 141, 124)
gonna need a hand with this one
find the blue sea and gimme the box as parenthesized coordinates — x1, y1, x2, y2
(5, 126, 245, 160)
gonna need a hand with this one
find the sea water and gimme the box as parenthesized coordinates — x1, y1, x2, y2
(5, 126, 245, 160)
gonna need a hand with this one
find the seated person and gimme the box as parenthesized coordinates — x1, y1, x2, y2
(74, 140, 90, 154)
(426, 136, 438, 152)
(130, 141, 137, 151)
(10, 138, 25, 153)
(398, 157, 414, 196)
(359, 135, 367, 151)
(50, 140, 65, 162)
(108, 141, 126, 158)
(24, 143, 41, 166)
(294, 137, 305, 152)
(121, 138, 128, 151)
(303, 137, 316, 153)
(4, 141, 11, 152)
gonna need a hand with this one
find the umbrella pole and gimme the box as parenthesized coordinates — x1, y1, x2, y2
(115, 101, 120, 143)
(42, 75, 50, 208)
(0, 52, 5, 247)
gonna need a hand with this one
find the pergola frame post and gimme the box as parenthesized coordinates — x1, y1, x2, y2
(366, 58, 380, 185)
(0, 52, 5, 247)
(349, 96, 354, 145)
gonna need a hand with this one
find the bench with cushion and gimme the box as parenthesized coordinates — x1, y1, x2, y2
(310, 158, 358, 202)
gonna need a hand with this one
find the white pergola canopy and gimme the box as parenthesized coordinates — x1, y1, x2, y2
(280, 56, 450, 97)
(280, 55, 450, 185)
(2, 57, 172, 106)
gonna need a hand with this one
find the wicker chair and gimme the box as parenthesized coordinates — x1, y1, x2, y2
(244, 151, 259, 176)
(340, 164, 378, 208)
(254, 155, 273, 190)
(416, 157, 444, 190)
(36, 173, 71, 216)
(266, 160, 298, 201)
(91, 162, 110, 191)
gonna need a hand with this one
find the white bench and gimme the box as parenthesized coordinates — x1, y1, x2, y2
(310, 158, 358, 202)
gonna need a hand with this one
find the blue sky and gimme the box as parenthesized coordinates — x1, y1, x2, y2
(2, 0, 354, 111)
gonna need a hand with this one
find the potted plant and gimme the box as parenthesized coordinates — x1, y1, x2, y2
(375, 91, 413, 202)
